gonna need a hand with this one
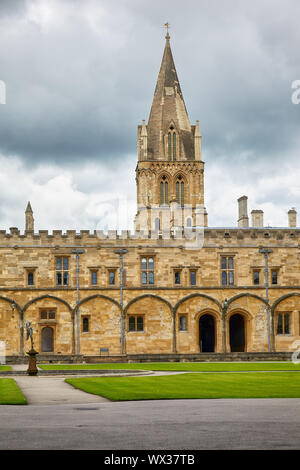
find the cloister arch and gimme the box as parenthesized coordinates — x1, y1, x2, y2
(23, 295, 74, 355)
(175, 294, 222, 354)
(271, 293, 300, 352)
(76, 295, 122, 355)
(174, 293, 222, 314)
(0, 296, 22, 355)
(125, 294, 173, 355)
(226, 293, 268, 312)
(124, 294, 173, 315)
(23, 295, 73, 316)
(226, 294, 267, 352)
(76, 294, 121, 312)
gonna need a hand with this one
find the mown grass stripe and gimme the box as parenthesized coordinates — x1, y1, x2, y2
(66, 372, 300, 401)
(40, 362, 300, 372)
(0, 378, 27, 405)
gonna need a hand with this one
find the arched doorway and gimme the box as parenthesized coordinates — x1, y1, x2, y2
(199, 314, 215, 352)
(41, 327, 54, 352)
(229, 314, 245, 352)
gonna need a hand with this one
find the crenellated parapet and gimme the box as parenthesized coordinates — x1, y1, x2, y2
(0, 226, 299, 248)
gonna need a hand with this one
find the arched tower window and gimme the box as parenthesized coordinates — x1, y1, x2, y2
(160, 175, 168, 206)
(176, 175, 184, 207)
(167, 126, 176, 161)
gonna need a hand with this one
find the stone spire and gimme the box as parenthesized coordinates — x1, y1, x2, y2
(146, 32, 195, 160)
(25, 201, 34, 232)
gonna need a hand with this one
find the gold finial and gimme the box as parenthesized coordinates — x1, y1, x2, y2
(164, 22, 170, 39)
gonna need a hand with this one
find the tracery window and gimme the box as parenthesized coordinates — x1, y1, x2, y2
(176, 175, 184, 207)
(160, 175, 169, 206)
(168, 126, 176, 161)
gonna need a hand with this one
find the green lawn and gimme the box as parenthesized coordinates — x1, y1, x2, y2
(0, 365, 11, 371)
(66, 372, 300, 401)
(0, 379, 27, 405)
(39, 362, 300, 372)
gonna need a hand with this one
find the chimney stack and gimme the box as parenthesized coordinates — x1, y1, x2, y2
(238, 196, 249, 227)
(288, 208, 297, 228)
(251, 209, 264, 227)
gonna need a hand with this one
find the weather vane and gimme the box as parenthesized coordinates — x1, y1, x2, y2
(164, 22, 170, 35)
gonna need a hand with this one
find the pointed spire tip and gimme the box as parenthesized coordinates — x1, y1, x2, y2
(26, 201, 33, 213)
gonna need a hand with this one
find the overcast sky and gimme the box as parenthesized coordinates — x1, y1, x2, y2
(0, 0, 299, 232)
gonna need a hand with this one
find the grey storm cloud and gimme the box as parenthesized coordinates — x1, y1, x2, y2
(0, 0, 299, 168)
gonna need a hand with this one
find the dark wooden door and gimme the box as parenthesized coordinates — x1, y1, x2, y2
(41, 327, 54, 352)
(199, 314, 215, 352)
(229, 314, 245, 352)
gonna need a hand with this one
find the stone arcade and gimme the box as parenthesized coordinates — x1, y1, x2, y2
(1, 33, 300, 362)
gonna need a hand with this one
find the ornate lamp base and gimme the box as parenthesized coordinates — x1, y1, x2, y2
(26, 348, 39, 376)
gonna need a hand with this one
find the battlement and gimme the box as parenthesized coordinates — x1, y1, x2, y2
(0, 226, 299, 247)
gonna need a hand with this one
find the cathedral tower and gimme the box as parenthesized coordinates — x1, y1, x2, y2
(135, 32, 207, 231)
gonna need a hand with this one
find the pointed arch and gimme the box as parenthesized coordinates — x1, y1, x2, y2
(165, 122, 178, 161)
(158, 172, 170, 206)
(226, 293, 268, 316)
(75, 294, 121, 313)
(173, 172, 186, 207)
(271, 293, 300, 315)
(0, 295, 22, 316)
(23, 295, 73, 316)
(174, 293, 222, 314)
(124, 294, 173, 315)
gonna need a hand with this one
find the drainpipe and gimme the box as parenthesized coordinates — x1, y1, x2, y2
(259, 248, 273, 352)
(114, 249, 128, 355)
(71, 249, 85, 355)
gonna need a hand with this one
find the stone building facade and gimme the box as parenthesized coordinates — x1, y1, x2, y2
(1, 34, 300, 361)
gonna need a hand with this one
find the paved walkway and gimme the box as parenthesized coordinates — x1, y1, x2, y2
(13, 376, 109, 405)
(6, 364, 177, 405)
(1, 398, 300, 449)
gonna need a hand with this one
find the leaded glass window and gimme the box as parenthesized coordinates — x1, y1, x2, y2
(179, 315, 187, 331)
(277, 313, 290, 335)
(141, 257, 154, 285)
(56, 257, 69, 286)
(221, 256, 234, 286)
